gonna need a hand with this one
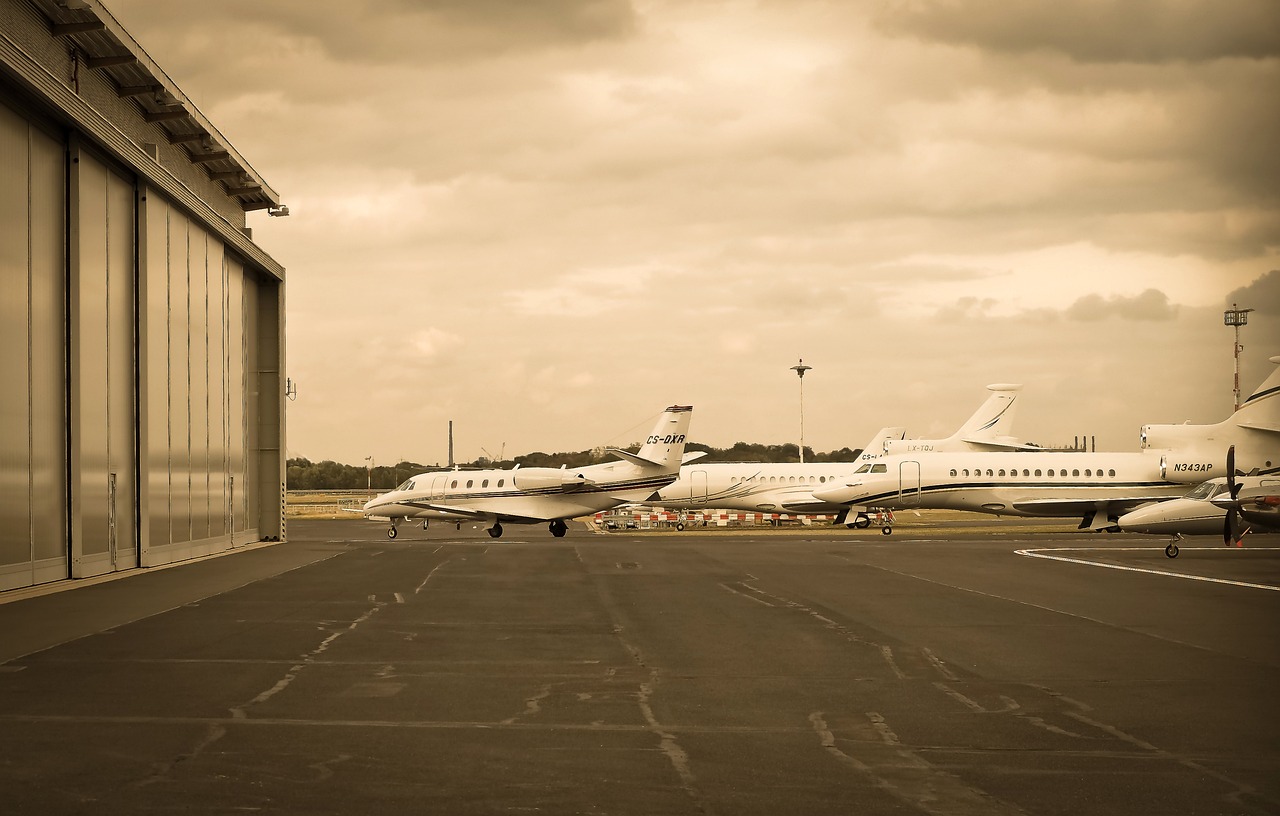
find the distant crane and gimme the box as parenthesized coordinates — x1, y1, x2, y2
(481, 443, 506, 465)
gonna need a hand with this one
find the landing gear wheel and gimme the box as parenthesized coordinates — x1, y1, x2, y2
(853, 514, 871, 529)
(881, 526, 893, 536)
(549, 520, 567, 538)
(487, 523, 503, 539)
(1165, 542, 1179, 558)
(387, 526, 398, 540)
(675, 522, 685, 532)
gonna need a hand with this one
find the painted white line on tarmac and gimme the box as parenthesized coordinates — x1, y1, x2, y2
(1016, 548, 1280, 591)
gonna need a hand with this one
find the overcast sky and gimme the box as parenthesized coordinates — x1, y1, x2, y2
(110, 0, 1280, 465)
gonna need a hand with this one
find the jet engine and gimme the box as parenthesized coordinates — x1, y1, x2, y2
(512, 468, 587, 491)
(1157, 452, 1223, 483)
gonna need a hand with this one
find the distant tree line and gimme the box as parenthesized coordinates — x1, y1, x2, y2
(287, 442, 864, 491)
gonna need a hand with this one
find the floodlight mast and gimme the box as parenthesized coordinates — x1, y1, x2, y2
(790, 359, 812, 463)
(1224, 303, 1253, 411)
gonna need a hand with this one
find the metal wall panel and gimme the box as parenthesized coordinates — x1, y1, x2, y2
(145, 201, 171, 549)
(243, 278, 259, 533)
(106, 168, 136, 570)
(208, 242, 226, 537)
(73, 149, 137, 573)
(226, 259, 246, 533)
(0, 104, 32, 578)
(28, 121, 66, 574)
(168, 214, 190, 545)
(189, 229, 209, 542)
(77, 154, 111, 560)
(0, 102, 67, 590)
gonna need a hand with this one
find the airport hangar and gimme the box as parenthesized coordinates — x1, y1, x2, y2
(1, 0, 286, 592)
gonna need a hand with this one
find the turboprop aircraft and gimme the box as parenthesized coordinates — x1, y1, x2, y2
(813, 358, 1280, 534)
(1117, 447, 1280, 557)
(645, 383, 1035, 527)
(362, 405, 693, 539)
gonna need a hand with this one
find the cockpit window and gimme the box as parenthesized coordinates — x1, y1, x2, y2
(854, 464, 873, 474)
(395, 479, 415, 492)
(1184, 481, 1224, 501)
(870, 464, 887, 474)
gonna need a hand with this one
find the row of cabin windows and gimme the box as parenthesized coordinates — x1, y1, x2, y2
(948, 467, 1117, 478)
(729, 475, 831, 484)
(450, 478, 504, 489)
(400, 478, 508, 491)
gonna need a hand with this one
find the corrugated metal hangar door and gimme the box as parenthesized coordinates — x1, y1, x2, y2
(70, 144, 139, 578)
(0, 101, 69, 591)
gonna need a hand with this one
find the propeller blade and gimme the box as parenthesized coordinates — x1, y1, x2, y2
(1227, 446, 1241, 499)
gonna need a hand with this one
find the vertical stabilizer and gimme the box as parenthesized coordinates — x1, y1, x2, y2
(1235, 356, 1280, 430)
(608, 405, 694, 473)
(856, 426, 906, 461)
(956, 384, 1022, 443)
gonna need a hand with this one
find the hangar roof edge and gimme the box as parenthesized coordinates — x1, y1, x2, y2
(30, 0, 283, 214)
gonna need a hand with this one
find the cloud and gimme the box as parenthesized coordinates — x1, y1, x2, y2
(935, 296, 998, 322)
(1226, 269, 1280, 314)
(874, 0, 1280, 63)
(1064, 288, 1178, 321)
(108, 0, 1280, 464)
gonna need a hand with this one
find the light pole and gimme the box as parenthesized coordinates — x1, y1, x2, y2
(1224, 304, 1253, 411)
(790, 358, 812, 463)
(364, 456, 373, 494)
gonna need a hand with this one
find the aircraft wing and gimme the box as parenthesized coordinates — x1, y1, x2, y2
(960, 438, 1042, 451)
(385, 499, 491, 521)
(1009, 495, 1172, 517)
(780, 499, 842, 513)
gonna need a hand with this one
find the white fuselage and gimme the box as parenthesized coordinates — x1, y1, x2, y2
(650, 462, 866, 514)
(363, 461, 676, 525)
(812, 451, 1188, 520)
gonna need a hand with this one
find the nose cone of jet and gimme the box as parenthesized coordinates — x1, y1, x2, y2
(361, 494, 385, 517)
(1117, 499, 1226, 536)
(812, 482, 866, 505)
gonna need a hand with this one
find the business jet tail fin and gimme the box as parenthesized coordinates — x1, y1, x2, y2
(953, 383, 1022, 443)
(856, 426, 905, 460)
(1234, 356, 1280, 430)
(606, 405, 693, 472)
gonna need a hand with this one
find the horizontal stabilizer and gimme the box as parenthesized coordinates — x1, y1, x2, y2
(960, 437, 1042, 451)
(607, 447, 664, 468)
(682, 451, 709, 464)
(1237, 421, 1280, 434)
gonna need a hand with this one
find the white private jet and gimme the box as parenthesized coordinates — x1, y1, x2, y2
(1118, 447, 1280, 557)
(813, 359, 1280, 534)
(813, 450, 1188, 533)
(646, 384, 1034, 528)
(362, 405, 693, 539)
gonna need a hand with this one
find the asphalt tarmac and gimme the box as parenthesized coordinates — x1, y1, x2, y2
(1, 519, 1277, 815)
